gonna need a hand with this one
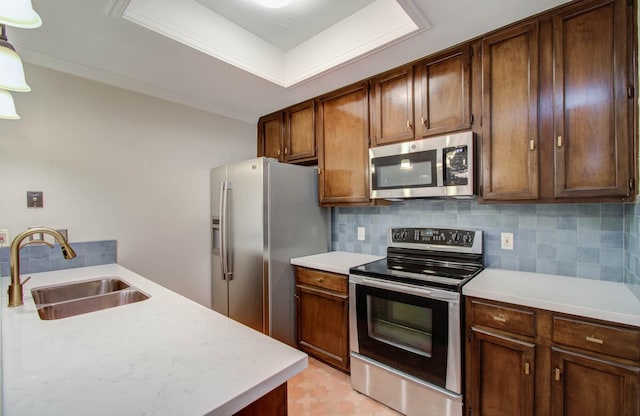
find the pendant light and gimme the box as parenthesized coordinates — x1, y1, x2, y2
(0, 89, 20, 119)
(0, 0, 42, 29)
(0, 24, 30, 92)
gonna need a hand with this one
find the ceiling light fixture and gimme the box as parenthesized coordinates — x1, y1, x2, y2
(252, 0, 295, 9)
(0, 0, 42, 28)
(0, 89, 20, 120)
(0, 24, 30, 92)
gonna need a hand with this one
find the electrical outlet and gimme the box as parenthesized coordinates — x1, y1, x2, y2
(501, 232, 514, 250)
(0, 229, 9, 247)
(28, 225, 44, 242)
(357, 227, 366, 241)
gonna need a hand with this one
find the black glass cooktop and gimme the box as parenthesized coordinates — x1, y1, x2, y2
(350, 251, 483, 291)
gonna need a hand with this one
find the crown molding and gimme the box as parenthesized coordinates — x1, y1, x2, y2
(17, 46, 255, 123)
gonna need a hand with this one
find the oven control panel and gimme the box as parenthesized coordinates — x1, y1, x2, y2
(390, 227, 477, 248)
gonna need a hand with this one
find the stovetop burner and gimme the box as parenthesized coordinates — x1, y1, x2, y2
(350, 227, 484, 291)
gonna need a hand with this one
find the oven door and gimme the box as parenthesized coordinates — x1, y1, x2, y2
(349, 274, 461, 392)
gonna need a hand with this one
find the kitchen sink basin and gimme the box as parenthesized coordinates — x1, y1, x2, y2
(31, 277, 130, 304)
(30, 277, 150, 320)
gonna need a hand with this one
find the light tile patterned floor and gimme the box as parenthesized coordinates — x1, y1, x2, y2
(288, 357, 402, 416)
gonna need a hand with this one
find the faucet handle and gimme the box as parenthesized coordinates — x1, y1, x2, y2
(21, 276, 32, 286)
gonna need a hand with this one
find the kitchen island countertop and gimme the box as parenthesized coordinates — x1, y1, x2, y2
(2, 264, 306, 416)
(290, 251, 384, 275)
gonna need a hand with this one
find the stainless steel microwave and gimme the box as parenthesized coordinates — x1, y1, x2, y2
(369, 131, 475, 199)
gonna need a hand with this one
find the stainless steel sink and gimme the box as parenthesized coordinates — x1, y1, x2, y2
(30, 277, 150, 320)
(31, 277, 130, 304)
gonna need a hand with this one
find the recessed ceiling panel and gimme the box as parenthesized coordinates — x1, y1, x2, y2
(195, 0, 376, 51)
(122, 0, 424, 87)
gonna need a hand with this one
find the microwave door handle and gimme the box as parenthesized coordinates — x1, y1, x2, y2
(437, 148, 444, 187)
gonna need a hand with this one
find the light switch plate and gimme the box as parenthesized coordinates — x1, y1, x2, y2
(27, 191, 43, 208)
(357, 227, 366, 241)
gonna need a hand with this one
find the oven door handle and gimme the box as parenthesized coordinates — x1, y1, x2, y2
(358, 277, 459, 301)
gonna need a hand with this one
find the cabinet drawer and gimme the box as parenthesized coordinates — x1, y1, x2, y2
(471, 300, 536, 337)
(552, 316, 640, 361)
(295, 267, 347, 293)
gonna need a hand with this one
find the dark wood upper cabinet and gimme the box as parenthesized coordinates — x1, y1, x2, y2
(256, 0, 637, 205)
(284, 100, 317, 164)
(257, 112, 284, 161)
(316, 82, 371, 206)
(480, 22, 540, 201)
(415, 45, 472, 138)
(552, 0, 631, 199)
(480, 0, 635, 203)
(370, 66, 415, 146)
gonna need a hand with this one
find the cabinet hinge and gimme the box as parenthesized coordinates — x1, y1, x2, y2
(470, 114, 474, 125)
(628, 85, 635, 99)
(630, 178, 635, 191)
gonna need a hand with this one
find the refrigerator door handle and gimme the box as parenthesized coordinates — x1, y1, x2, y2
(220, 181, 228, 281)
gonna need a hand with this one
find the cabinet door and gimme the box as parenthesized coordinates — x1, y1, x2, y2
(468, 328, 535, 416)
(257, 112, 284, 161)
(317, 82, 370, 205)
(553, 0, 631, 199)
(551, 348, 639, 416)
(296, 284, 349, 372)
(481, 22, 539, 200)
(285, 100, 316, 163)
(370, 66, 414, 146)
(415, 45, 471, 138)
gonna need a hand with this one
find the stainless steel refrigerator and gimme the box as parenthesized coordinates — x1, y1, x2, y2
(210, 157, 329, 346)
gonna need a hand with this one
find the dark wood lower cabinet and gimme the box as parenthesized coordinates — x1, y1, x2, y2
(294, 266, 350, 373)
(466, 297, 640, 416)
(233, 382, 287, 416)
(469, 328, 535, 416)
(551, 349, 639, 416)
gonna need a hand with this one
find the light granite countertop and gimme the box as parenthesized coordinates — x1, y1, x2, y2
(1, 264, 306, 416)
(463, 268, 640, 327)
(290, 251, 384, 275)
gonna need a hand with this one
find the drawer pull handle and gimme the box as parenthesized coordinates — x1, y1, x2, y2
(493, 314, 506, 323)
(586, 335, 604, 345)
(524, 362, 531, 375)
(315, 278, 324, 283)
(554, 368, 561, 381)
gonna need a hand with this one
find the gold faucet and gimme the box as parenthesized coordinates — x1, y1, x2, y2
(8, 227, 77, 307)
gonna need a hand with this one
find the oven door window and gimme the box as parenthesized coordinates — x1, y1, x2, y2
(371, 150, 437, 190)
(355, 284, 448, 388)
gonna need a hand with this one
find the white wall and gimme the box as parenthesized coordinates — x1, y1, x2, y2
(0, 64, 255, 307)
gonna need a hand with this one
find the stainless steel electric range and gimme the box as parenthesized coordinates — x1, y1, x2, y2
(349, 227, 483, 416)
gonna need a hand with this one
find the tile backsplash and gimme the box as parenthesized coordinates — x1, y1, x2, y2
(625, 203, 640, 300)
(332, 200, 629, 283)
(0, 240, 117, 278)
